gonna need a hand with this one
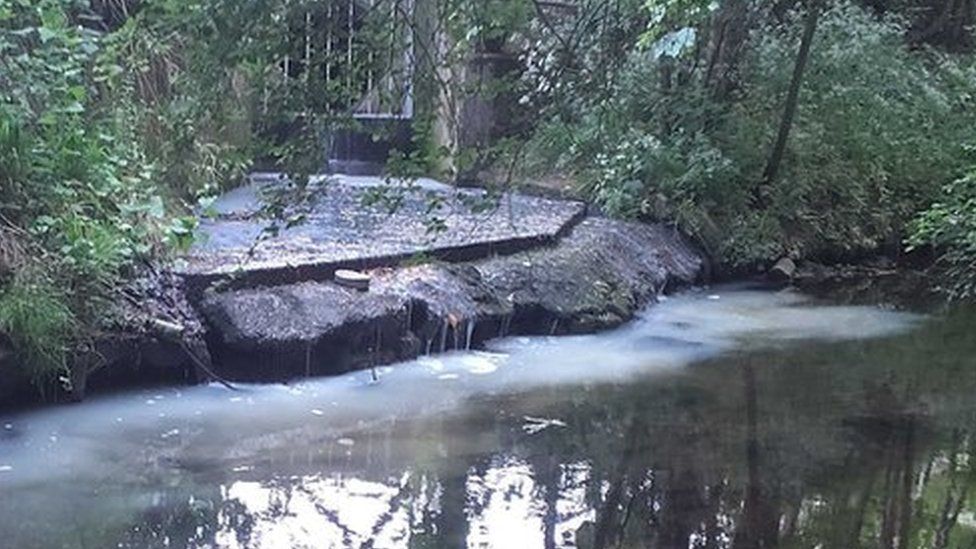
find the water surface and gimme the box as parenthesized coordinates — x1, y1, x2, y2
(1, 287, 974, 548)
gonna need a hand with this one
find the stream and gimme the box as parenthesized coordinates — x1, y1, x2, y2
(1, 286, 974, 548)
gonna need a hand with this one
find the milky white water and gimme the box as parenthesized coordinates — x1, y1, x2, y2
(0, 287, 930, 548)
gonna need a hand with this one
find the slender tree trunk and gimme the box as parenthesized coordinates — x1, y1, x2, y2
(705, 1, 751, 101)
(594, 415, 641, 549)
(539, 449, 560, 549)
(879, 447, 898, 549)
(846, 470, 877, 547)
(933, 430, 968, 549)
(704, 482, 726, 549)
(762, 1, 821, 190)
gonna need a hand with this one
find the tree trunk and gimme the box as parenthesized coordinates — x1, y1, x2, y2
(705, 1, 752, 101)
(895, 417, 915, 549)
(762, 1, 821, 190)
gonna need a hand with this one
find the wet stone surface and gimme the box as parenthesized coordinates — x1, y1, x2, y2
(178, 179, 588, 291)
(199, 217, 703, 381)
(477, 217, 703, 334)
(178, 178, 703, 383)
(201, 281, 413, 381)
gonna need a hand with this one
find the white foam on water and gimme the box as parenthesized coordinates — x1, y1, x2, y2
(0, 288, 921, 493)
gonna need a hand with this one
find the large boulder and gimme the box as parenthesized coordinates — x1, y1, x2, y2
(200, 264, 517, 381)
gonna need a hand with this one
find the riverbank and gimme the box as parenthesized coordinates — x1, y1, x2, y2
(0, 179, 705, 409)
(0, 176, 954, 411)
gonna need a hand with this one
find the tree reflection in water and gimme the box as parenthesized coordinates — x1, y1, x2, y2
(105, 308, 976, 549)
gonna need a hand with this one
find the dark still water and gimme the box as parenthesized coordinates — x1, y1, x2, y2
(1, 288, 974, 548)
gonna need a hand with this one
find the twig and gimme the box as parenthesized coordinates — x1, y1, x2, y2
(179, 339, 240, 392)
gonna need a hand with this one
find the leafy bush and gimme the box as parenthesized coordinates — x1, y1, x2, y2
(909, 160, 976, 300)
(0, 0, 195, 384)
(734, 3, 975, 260)
(0, 0, 420, 389)
(524, 2, 976, 270)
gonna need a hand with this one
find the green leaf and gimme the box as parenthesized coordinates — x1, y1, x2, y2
(147, 196, 166, 218)
(67, 86, 86, 102)
(37, 26, 56, 43)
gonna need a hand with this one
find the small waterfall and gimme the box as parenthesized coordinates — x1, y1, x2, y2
(425, 337, 433, 356)
(439, 318, 449, 353)
(452, 322, 461, 350)
(499, 314, 512, 338)
(465, 320, 475, 351)
(550, 318, 560, 336)
(370, 325, 381, 383)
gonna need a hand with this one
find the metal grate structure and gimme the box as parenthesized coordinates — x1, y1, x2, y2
(280, 0, 414, 119)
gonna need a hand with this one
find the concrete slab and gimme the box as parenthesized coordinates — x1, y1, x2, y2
(178, 178, 587, 292)
(199, 217, 704, 382)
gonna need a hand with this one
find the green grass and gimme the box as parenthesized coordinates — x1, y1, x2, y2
(0, 273, 76, 386)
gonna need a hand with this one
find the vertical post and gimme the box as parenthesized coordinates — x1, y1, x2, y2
(367, 0, 375, 114)
(304, 10, 312, 85)
(326, 2, 333, 85)
(402, 0, 415, 117)
(347, 0, 355, 108)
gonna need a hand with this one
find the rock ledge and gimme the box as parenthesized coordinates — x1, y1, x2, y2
(201, 217, 703, 381)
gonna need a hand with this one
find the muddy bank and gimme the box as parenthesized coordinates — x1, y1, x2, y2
(0, 269, 209, 409)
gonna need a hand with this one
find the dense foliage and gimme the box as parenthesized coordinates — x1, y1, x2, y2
(0, 0, 176, 386)
(909, 156, 976, 300)
(0, 0, 533, 389)
(0, 0, 392, 387)
(521, 1, 976, 272)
